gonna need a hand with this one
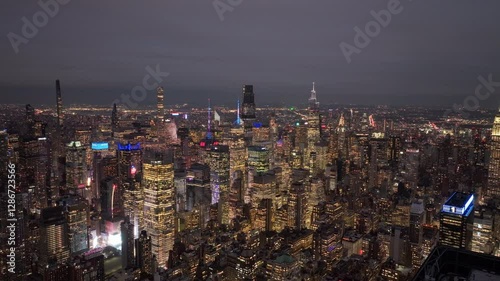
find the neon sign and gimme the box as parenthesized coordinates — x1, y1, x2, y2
(91, 142, 109, 150)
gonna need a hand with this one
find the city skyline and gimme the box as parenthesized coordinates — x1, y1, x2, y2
(3, 2, 500, 281)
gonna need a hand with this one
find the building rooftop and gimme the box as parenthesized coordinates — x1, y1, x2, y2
(413, 246, 500, 281)
(442, 192, 474, 215)
(469, 270, 500, 281)
(444, 192, 474, 208)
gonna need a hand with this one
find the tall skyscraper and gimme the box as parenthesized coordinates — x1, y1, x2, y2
(58, 196, 89, 255)
(241, 85, 256, 144)
(207, 145, 230, 224)
(142, 152, 175, 268)
(410, 200, 425, 269)
(248, 146, 270, 174)
(136, 230, 154, 275)
(306, 82, 320, 169)
(38, 206, 70, 271)
(206, 98, 213, 140)
(121, 216, 135, 269)
(199, 99, 217, 149)
(111, 103, 118, 137)
(117, 143, 143, 222)
(337, 113, 347, 160)
(234, 99, 243, 126)
(439, 192, 474, 250)
(157, 86, 164, 121)
(56, 80, 63, 128)
(471, 207, 495, 254)
(65, 141, 87, 194)
(20, 137, 50, 210)
(25, 104, 35, 138)
(487, 108, 500, 199)
(241, 85, 256, 120)
(289, 182, 306, 230)
(308, 82, 319, 110)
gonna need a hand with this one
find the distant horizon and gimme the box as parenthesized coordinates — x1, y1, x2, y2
(2, 2, 500, 109)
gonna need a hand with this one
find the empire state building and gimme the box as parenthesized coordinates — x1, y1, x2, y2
(487, 108, 500, 199)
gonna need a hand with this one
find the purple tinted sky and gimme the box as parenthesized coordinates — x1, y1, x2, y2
(1, 0, 500, 107)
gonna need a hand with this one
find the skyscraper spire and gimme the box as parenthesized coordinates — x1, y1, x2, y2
(156, 86, 164, 121)
(235, 99, 242, 126)
(56, 80, 63, 128)
(111, 103, 118, 136)
(338, 113, 345, 127)
(308, 82, 319, 110)
(207, 98, 213, 139)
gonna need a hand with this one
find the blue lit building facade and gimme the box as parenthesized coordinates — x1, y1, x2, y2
(439, 192, 474, 250)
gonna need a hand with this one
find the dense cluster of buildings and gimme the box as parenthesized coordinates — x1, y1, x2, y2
(1, 80, 500, 280)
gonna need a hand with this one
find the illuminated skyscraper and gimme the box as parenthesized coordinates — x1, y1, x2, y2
(248, 146, 270, 174)
(38, 206, 70, 272)
(157, 86, 164, 121)
(117, 143, 142, 182)
(183, 163, 211, 230)
(117, 142, 142, 220)
(410, 200, 425, 269)
(198, 99, 217, 149)
(439, 192, 474, 250)
(308, 82, 319, 110)
(337, 113, 347, 160)
(241, 85, 256, 144)
(306, 82, 321, 164)
(229, 136, 246, 204)
(241, 85, 256, 121)
(207, 145, 231, 224)
(56, 80, 63, 128)
(58, 196, 89, 254)
(65, 141, 87, 194)
(100, 179, 118, 220)
(471, 207, 494, 254)
(25, 104, 36, 138)
(19, 137, 50, 210)
(206, 98, 213, 140)
(289, 182, 307, 230)
(111, 103, 118, 137)
(487, 108, 500, 199)
(142, 153, 175, 268)
(234, 99, 243, 126)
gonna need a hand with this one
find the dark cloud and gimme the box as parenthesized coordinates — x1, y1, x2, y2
(1, 0, 500, 107)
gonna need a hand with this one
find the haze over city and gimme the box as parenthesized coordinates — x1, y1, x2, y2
(2, 1, 500, 281)
(2, 1, 500, 106)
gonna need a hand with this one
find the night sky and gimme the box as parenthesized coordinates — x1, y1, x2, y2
(1, 0, 500, 107)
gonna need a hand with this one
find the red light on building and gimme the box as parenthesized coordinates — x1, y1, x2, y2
(200, 141, 206, 147)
